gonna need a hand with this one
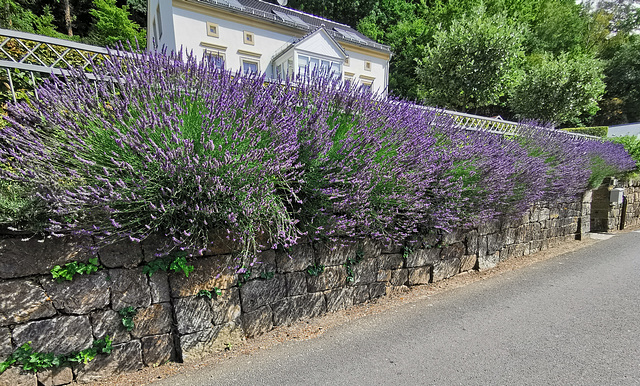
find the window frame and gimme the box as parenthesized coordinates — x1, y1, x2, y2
(243, 31, 255, 45)
(206, 22, 219, 38)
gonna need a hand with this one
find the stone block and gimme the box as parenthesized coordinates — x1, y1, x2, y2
(478, 235, 488, 257)
(433, 258, 461, 282)
(460, 255, 477, 272)
(380, 242, 403, 254)
(389, 269, 408, 287)
(352, 258, 377, 285)
(0, 367, 37, 386)
(486, 233, 504, 255)
(141, 334, 174, 367)
(271, 293, 326, 326)
(352, 285, 370, 305)
(41, 271, 110, 314)
(478, 253, 499, 270)
(442, 229, 463, 245)
(179, 321, 244, 362)
(376, 270, 391, 282)
(405, 248, 439, 268)
(307, 266, 346, 292)
(131, 303, 173, 339)
(286, 272, 307, 297)
(315, 243, 356, 267)
(109, 268, 151, 310)
(539, 207, 550, 221)
(90, 309, 131, 344)
(478, 220, 500, 235)
(211, 288, 241, 325)
(408, 267, 431, 285)
(241, 306, 273, 338)
(530, 240, 542, 255)
(369, 282, 387, 300)
(276, 244, 314, 273)
(362, 238, 381, 258)
(441, 243, 464, 260)
(464, 230, 478, 255)
(169, 255, 237, 298)
(204, 229, 242, 255)
(0, 279, 56, 326)
(139, 233, 167, 262)
(325, 287, 354, 312)
(76, 340, 143, 383)
(13, 316, 92, 355)
(378, 253, 404, 270)
(504, 228, 517, 246)
(239, 275, 286, 313)
(0, 236, 90, 279)
(247, 250, 277, 280)
(148, 271, 170, 304)
(0, 327, 11, 362)
(98, 241, 143, 268)
(36, 367, 73, 386)
(174, 296, 213, 335)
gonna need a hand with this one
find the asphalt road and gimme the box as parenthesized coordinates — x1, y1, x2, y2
(156, 231, 640, 386)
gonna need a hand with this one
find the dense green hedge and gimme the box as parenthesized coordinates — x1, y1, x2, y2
(562, 126, 608, 138)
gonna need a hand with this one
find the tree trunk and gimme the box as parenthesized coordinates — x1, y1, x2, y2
(64, 0, 73, 36)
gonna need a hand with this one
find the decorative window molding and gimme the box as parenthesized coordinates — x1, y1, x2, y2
(344, 71, 355, 77)
(201, 42, 227, 51)
(206, 22, 219, 38)
(364, 60, 372, 71)
(243, 31, 255, 45)
(236, 49, 261, 58)
(359, 74, 375, 81)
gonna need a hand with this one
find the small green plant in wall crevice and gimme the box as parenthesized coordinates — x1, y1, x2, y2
(306, 264, 325, 277)
(197, 287, 222, 299)
(142, 255, 195, 278)
(118, 307, 137, 331)
(50, 257, 101, 282)
(259, 271, 275, 280)
(344, 248, 364, 283)
(0, 336, 112, 374)
(237, 266, 252, 288)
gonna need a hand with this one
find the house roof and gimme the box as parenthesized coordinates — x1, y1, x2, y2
(189, 0, 391, 53)
(270, 27, 348, 63)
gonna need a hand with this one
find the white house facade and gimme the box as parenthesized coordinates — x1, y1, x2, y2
(147, 0, 392, 93)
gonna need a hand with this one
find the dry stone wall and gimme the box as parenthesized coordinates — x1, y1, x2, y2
(591, 178, 640, 231)
(0, 197, 591, 384)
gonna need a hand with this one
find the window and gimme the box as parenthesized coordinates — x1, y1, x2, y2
(297, 54, 341, 77)
(242, 59, 259, 74)
(243, 31, 255, 45)
(204, 50, 225, 69)
(361, 81, 373, 92)
(206, 22, 219, 38)
(152, 19, 158, 44)
(276, 64, 282, 78)
(364, 61, 372, 71)
(287, 58, 294, 76)
(344, 57, 350, 66)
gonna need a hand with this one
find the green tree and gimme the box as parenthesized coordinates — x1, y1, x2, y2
(416, 8, 525, 112)
(601, 35, 640, 123)
(88, 0, 146, 48)
(0, 0, 36, 32)
(509, 53, 605, 126)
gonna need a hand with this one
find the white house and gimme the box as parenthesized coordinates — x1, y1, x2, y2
(147, 0, 392, 93)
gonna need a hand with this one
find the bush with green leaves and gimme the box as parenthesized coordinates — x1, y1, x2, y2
(509, 53, 606, 126)
(417, 7, 525, 112)
(562, 126, 608, 138)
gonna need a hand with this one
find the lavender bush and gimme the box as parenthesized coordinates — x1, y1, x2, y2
(0, 49, 635, 264)
(1, 50, 304, 257)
